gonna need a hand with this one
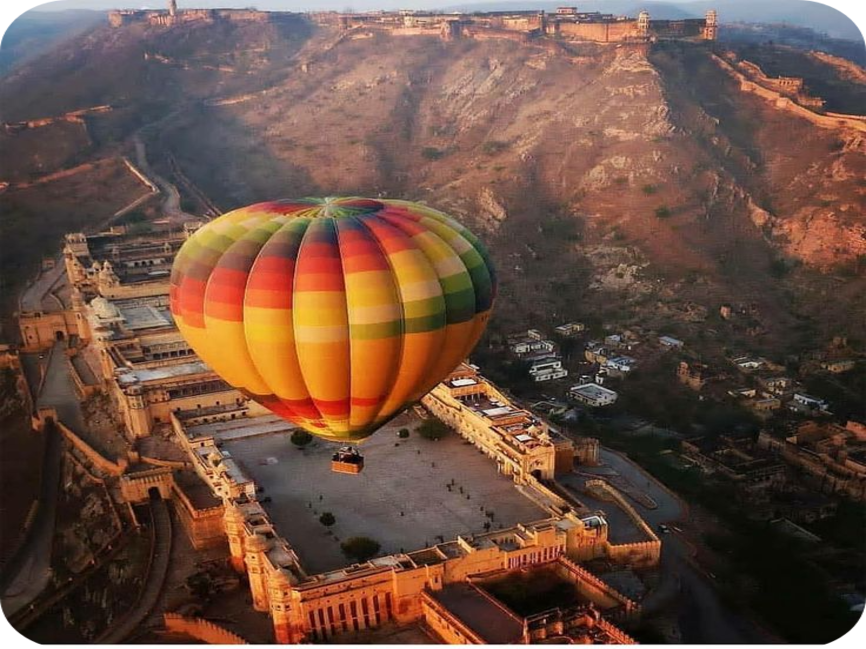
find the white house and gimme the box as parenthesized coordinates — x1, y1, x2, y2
(569, 383, 618, 407)
(659, 335, 684, 349)
(792, 393, 830, 412)
(511, 338, 556, 356)
(605, 356, 637, 374)
(555, 322, 585, 337)
(733, 356, 764, 371)
(528, 357, 568, 382)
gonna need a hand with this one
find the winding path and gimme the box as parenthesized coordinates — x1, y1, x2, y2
(97, 495, 172, 644)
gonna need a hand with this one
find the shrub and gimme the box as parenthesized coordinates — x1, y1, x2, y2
(421, 147, 444, 160)
(291, 429, 313, 447)
(319, 512, 336, 527)
(642, 184, 658, 195)
(654, 206, 672, 219)
(341, 536, 380, 562)
(482, 140, 509, 155)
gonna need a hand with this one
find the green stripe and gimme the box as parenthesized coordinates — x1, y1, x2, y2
(349, 320, 403, 340)
(405, 313, 447, 333)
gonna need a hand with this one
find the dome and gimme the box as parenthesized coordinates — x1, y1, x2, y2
(90, 296, 120, 320)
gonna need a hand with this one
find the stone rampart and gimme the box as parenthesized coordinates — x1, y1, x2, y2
(163, 613, 248, 643)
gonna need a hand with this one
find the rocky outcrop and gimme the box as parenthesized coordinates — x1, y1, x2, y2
(477, 187, 508, 230)
(809, 51, 866, 85)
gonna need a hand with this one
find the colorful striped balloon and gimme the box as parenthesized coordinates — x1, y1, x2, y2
(170, 197, 496, 442)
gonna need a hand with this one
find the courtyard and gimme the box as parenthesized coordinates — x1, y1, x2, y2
(223, 412, 547, 574)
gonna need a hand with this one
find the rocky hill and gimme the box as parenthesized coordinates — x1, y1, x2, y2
(1, 17, 864, 353)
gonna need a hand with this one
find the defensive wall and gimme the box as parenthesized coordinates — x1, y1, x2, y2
(711, 53, 866, 134)
(163, 613, 248, 644)
(584, 479, 661, 568)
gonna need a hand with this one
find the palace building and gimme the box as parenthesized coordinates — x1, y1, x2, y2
(24, 224, 659, 643)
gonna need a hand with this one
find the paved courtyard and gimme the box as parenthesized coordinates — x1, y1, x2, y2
(223, 412, 547, 574)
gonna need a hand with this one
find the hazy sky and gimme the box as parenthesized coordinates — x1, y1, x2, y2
(18, 0, 716, 11)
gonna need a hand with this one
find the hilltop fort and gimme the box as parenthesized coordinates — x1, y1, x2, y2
(110, 3, 718, 44)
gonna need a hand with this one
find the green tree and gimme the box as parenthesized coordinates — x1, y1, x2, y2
(421, 147, 444, 160)
(291, 429, 313, 447)
(417, 419, 450, 440)
(319, 512, 336, 527)
(397, 428, 410, 439)
(341, 536, 380, 562)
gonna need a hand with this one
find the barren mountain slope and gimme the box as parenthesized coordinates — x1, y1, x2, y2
(154, 31, 865, 346)
(2, 21, 864, 350)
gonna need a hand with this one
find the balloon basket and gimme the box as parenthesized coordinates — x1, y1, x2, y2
(331, 446, 364, 474)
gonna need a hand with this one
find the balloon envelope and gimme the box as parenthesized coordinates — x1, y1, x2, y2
(170, 197, 496, 442)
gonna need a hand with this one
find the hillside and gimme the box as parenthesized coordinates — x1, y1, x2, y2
(0, 9, 104, 75)
(1, 16, 865, 354)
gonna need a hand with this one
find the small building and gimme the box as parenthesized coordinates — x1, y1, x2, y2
(529, 357, 568, 382)
(511, 338, 556, 356)
(584, 342, 609, 365)
(554, 322, 585, 337)
(822, 359, 856, 374)
(658, 335, 684, 349)
(604, 356, 636, 375)
(749, 397, 782, 415)
(569, 383, 618, 407)
(732, 356, 765, 372)
(678, 361, 709, 391)
(604, 334, 622, 348)
(791, 393, 830, 413)
(759, 376, 793, 395)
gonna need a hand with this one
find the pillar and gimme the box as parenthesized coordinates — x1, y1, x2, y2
(223, 502, 247, 573)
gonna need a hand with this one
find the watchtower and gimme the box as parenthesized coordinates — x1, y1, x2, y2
(703, 9, 718, 40)
(169, 0, 177, 17)
(637, 10, 650, 37)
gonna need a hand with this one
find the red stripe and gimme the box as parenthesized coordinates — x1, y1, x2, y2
(351, 395, 385, 407)
(313, 398, 351, 416)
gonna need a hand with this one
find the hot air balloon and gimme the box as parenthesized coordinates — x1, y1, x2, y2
(170, 197, 496, 453)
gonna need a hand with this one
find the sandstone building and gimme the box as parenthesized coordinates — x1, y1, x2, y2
(22, 223, 659, 643)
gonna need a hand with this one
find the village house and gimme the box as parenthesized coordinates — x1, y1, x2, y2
(569, 383, 619, 408)
(528, 357, 569, 382)
(658, 335, 684, 349)
(554, 322, 585, 337)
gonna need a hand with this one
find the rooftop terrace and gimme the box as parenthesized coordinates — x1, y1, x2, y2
(116, 360, 210, 385)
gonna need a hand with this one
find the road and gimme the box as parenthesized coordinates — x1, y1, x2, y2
(96, 496, 172, 644)
(0, 421, 62, 619)
(1, 344, 85, 617)
(19, 263, 66, 313)
(36, 343, 86, 432)
(588, 447, 775, 643)
(131, 135, 195, 223)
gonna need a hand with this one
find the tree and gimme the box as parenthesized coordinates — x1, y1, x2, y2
(417, 419, 450, 440)
(341, 536, 380, 563)
(319, 512, 336, 527)
(291, 429, 313, 447)
(397, 428, 410, 439)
